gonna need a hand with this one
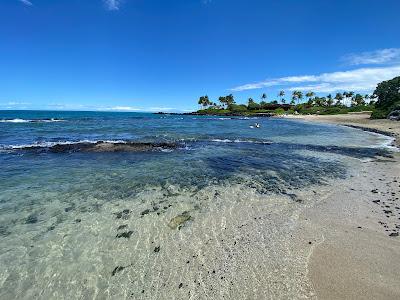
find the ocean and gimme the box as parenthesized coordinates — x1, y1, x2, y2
(0, 110, 393, 299)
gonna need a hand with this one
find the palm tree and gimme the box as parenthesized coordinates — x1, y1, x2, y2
(326, 94, 333, 106)
(218, 96, 226, 108)
(334, 93, 343, 106)
(305, 91, 315, 103)
(261, 93, 267, 103)
(364, 94, 370, 104)
(278, 90, 285, 104)
(226, 94, 235, 107)
(354, 94, 365, 106)
(198, 95, 211, 109)
(291, 91, 298, 105)
(198, 97, 204, 109)
(291, 90, 303, 105)
(297, 91, 303, 104)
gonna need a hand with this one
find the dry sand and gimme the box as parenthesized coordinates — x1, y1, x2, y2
(286, 113, 400, 299)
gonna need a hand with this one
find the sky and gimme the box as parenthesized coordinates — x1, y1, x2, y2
(1, 0, 400, 112)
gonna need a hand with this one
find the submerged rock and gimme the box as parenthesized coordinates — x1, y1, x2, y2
(114, 209, 131, 220)
(20, 141, 179, 153)
(25, 214, 38, 224)
(168, 212, 191, 229)
(140, 209, 150, 216)
(111, 266, 125, 276)
(116, 231, 133, 238)
(117, 224, 128, 230)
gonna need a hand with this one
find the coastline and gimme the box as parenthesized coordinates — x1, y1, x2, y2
(286, 113, 400, 299)
(1, 112, 400, 298)
(281, 112, 400, 147)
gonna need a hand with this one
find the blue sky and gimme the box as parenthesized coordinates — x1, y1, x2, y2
(1, 0, 400, 111)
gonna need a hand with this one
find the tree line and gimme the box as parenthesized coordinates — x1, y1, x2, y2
(198, 90, 376, 111)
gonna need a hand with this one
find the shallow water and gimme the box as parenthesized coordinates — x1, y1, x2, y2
(0, 111, 393, 299)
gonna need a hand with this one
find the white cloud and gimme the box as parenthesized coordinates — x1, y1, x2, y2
(231, 65, 400, 93)
(148, 107, 176, 111)
(19, 0, 33, 6)
(104, 0, 121, 11)
(103, 106, 141, 111)
(7, 101, 30, 105)
(342, 48, 400, 66)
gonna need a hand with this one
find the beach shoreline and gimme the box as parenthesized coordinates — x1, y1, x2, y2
(1, 112, 399, 299)
(281, 112, 400, 147)
(285, 113, 400, 299)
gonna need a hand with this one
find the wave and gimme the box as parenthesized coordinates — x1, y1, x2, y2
(210, 138, 272, 144)
(193, 117, 232, 120)
(0, 118, 63, 123)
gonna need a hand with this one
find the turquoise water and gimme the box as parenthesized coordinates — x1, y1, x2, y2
(0, 110, 393, 298)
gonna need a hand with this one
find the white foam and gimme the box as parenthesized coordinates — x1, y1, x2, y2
(0, 118, 63, 123)
(367, 132, 399, 152)
(210, 138, 271, 144)
(0, 139, 128, 150)
(0, 118, 30, 123)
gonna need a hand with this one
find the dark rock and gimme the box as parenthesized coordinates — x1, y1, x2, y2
(19, 141, 180, 153)
(111, 266, 125, 276)
(141, 209, 150, 216)
(154, 246, 160, 253)
(389, 232, 399, 237)
(117, 225, 128, 230)
(115, 209, 130, 220)
(26, 214, 38, 224)
(116, 231, 133, 238)
(388, 110, 400, 121)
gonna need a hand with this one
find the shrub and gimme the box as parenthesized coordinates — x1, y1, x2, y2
(371, 76, 400, 119)
(274, 108, 285, 115)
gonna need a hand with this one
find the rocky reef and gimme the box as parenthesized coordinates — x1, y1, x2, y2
(19, 141, 179, 153)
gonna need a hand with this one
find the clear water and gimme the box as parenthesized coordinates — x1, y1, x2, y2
(0, 111, 392, 299)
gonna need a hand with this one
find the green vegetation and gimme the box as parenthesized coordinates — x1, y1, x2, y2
(371, 76, 400, 119)
(195, 77, 400, 118)
(195, 90, 376, 116)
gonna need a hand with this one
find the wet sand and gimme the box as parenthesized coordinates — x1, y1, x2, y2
(286, 113, 400, 299)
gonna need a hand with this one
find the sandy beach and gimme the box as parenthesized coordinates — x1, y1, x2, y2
(286, 113, 400, 299)
(284, 112, 400, 147)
